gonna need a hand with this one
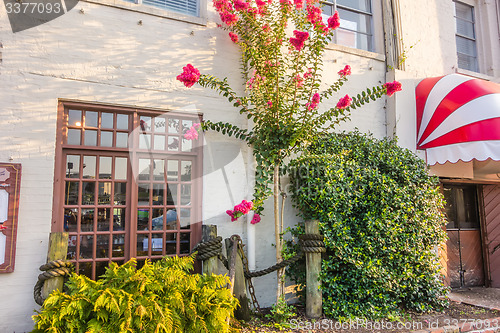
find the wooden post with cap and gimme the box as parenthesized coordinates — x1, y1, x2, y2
(305, 219, 322, 318)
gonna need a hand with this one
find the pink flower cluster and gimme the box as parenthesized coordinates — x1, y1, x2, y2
(307, 5, 327, 32)
(327, 10, 340, 30)
(184, 123, 201, 140)
(306, 92, 321, 110)
(294, 74, 304, 88)
(336, 94, 352, 109)
(289, 30, 309, 51)
(384, 81, 402, 96)
(226, 200, 260, 224)
(338, 64, 351, 77)
(294, 0, 303, 9)
(246, 73, 266, 89)
(234, 0, 249, 11)
(304, 68, 313, 79)
(177, 64, 200, 88)
(229, 32, 239, 43)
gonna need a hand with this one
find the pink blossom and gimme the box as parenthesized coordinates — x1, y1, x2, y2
(289, 30, 309, 51)
(294, 74, 304, 88)
(262, 24, 270, 32)
(234, 0, 249, 10)
(306, 92, 321, 110)
(327, 10, 340, 30)
(338, 65, 351, 77)
(220, 11, 239, 25)
(226, 210, 239, 222)
(251, 214, 261, 224)
(267, 100, 273, 107)
(193, 123, 201, 129)
(234, 200, 254, 214)
(213, 0, 233, 12)
(293, 0, 303, 9)
(184, 127, 199, 140)
(256, 0, 266, 6)
(336, 94, 352, 109)
(384, 81, 402, 96)
(307, 5, 326, 30)
(176, 64, 200, 88)
(280, 0, 292, 6)
(304, 68, 313, 79)
(229, 32, 239, 43)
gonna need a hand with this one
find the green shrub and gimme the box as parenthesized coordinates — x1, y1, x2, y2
(286, 132, 448, 319)
(32, 255, 238, 333)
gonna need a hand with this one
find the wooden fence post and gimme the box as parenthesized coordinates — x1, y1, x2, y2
(42, 232, 69, 299)
(305, 220, 322, 318)
(225, 237, 251, 321)
(202, 225, 218, 276)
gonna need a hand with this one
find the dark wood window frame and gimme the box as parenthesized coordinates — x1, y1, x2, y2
(52, 100, 203, 279)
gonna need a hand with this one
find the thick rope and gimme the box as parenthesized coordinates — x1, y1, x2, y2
(34, 260, 73, 306)
(244, 252, 304, 278)
(192, 236, 223, 261)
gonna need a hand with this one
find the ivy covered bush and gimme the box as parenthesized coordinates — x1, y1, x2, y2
(286, 132, 448, 319)
(32, 255, 238, 333)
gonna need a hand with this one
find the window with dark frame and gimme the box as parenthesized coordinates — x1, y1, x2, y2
(122, 0, 199, 17)
(55, 102, 202, 279)
(454, 1, 480, 72)
(322, 0, 374, 52)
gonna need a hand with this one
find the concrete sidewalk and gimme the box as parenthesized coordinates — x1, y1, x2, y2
(449, 288, 500, 311)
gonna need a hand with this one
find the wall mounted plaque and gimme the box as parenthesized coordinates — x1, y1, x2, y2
(0, 163, 21, 273)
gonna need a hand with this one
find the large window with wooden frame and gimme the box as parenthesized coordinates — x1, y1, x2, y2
(53, 101, 202, 279)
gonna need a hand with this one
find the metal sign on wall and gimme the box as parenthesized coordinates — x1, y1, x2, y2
(0, 163, 22, 273)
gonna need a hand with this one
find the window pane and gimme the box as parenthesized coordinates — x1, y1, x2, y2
(154, 135, 166, 150)
(68, 110, 82, 127)
(97, 208, 111, 231)
(167, 184, 178, 206)
(138, 184, 150, 205)
(458, 53, 479, 72)
(114, 183, 127, 205)
(117, 114, 129, 130)
(137, 234, 149, 256)
(456, 35, 477, 57)
(66, 155, 80, 178)
(81, 208, 95, 232)
(112, 234, 125, 257)
(83, 156, 96, 179)
(137, 209, 149, 231)
(79, 262, 92, 276)
(152, 208, 164, 230)
(166, 209, 178, 230)
(95, 261, 108, 278)
(182, 138, 192, 152)
(143, 0, 198, 17)
(64, 208, 78, 232)
(67, 129, 81, 145)
(337, 0, 371, 12)
(152, 184, 164, 206)
(82, 182, 95, 205)
(85, 130, 98, 146)
(67, 235, 77, 259)
(153, 159, 165, 181)
(99, 157, 112, 179)
(167, 160, 178, 181)
(65, 181, 79, 205)
(152, 233, 163, 255)
(113, 208, 126, 231)
(116, 132, 128, 148)
(115, 157, 127, 180)
(168, 136, 179, 151)
(80, 235, 94, 259)
(181, 184, 191, 205)
(456, 18, 475, 38)
(139, 134, 151, 150)
(338, 8, 371, 34)
(181, 161, 192, 181)
(138, 159, 150, 180)
(98, 182, 112, 205)
(101, 113, 114, 129)
(101, 131, 113, 147)
(85, 111, 98, 127)
(166, 233, 177, 254)
(96, 235, 109, 258)
(180, 208, 190, 228)
(155, 117, 166, 133)
(168, 118, 179, 133)
(455, 2, 473, 21)
(180, 233, 190, 254)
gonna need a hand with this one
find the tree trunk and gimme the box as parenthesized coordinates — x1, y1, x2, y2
(274, 164, 284, 301)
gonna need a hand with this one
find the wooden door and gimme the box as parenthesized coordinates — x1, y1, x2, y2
(483, 185, 500, 287)
(443, 184, 485, 288)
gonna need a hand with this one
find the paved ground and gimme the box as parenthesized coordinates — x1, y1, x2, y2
(449, 287, 500, 311)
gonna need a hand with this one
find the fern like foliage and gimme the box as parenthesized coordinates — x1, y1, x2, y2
(32, 255, 239, 333)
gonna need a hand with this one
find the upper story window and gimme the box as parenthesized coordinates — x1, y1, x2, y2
(322, 0, 373, 52)
(454, 1, 479, 72)
(124, 0, 199, 17)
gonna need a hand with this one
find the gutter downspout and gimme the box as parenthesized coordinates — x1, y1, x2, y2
(246, 123, 256, 270)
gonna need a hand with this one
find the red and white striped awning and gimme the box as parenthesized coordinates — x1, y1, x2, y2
(416, 74, 500, 165)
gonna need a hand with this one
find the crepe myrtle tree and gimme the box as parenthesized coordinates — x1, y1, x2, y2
(176, 0, 402, 301)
